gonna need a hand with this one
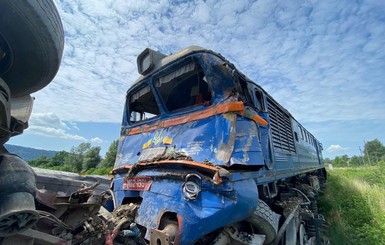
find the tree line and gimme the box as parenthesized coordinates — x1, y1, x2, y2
(28, 140, 118, 175)
(324, 139, 385, 167)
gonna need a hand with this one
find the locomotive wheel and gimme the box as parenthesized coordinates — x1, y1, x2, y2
(0, 0, 64, 97)
(284, 218, 298, 245)
(298, 224, 306, 245)
(282, 220, 312, 245)
(247, 200, 280, 244)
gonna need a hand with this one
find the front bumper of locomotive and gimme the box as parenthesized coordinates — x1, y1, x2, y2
(112, 166, 259, 244)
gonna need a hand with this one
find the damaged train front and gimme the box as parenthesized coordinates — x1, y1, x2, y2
(111, 47, 266, 244)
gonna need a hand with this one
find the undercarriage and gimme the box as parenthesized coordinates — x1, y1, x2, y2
(0, 155, 328, 245)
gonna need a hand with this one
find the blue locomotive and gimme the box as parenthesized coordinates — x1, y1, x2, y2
(111, 46, 326, 245)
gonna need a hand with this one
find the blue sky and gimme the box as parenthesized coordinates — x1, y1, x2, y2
(9, 0, 385, 159)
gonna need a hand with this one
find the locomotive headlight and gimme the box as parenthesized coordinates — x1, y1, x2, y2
(182, 174, 201, 200)
(137, 48, 166, 75)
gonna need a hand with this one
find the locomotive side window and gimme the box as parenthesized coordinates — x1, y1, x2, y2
(235, 74, 253, 106)
(305, 131, 308, 142)
(294, 132, 299, 142)
(155, 62, 211, 112)
(129, 85, 159, 123)
(255, 90, 264, 111)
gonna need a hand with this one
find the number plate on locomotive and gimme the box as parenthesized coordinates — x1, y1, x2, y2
(123, 177, 152, 191)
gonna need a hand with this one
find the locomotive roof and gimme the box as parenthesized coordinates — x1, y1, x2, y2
(133, 45, 215, 85)
(130, 46, 318, 142)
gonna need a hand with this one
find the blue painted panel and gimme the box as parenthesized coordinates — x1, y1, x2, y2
(116, 113, 265, 168)
(134, 176, 259, 244)
(231, 117, 264, 165)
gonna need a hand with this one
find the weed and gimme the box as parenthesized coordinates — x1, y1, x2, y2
(319, 166, 385, 245)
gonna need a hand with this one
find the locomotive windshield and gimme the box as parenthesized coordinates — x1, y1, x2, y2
(155, 62, 211, 111)
(127, 60, 212, 124)
(129, 84, 159, 123)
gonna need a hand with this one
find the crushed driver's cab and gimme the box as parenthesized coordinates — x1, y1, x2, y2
(111, 46, 326, 245)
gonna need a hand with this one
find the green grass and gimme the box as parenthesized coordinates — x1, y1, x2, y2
(319, 164, 385, 245)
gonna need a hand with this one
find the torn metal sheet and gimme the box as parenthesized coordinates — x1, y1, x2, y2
(33, 167, 110, 195)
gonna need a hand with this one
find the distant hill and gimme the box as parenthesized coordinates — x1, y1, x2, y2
(4, 144, 59, 161)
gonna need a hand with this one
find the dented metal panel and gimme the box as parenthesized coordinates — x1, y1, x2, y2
(116, 112, 265, 168)
(132, 176, 259, 244)
(113, 49, 274, 244)
(111, 47, 326, 244)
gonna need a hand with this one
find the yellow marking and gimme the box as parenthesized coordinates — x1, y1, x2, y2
(162, 136, 173, 145)
(142, 139, 152, 149)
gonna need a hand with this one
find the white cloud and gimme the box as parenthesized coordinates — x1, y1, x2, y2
(90, 137, 105, 144)
(67, 121, 79, 130)
(33, 0, 385, 125)
(26, 112, 86, 141)
(23, 0, 385, 159)
(29, 113, 67, 129)
(326, 144, 349, 153)
(192, 2, 210, 24)
(27, 126, 86, 141)
(25, 113, 109, 145)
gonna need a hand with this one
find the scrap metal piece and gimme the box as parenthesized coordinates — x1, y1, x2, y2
(212, 225, 265, 245)
(18, 229, 69, 245)
(33, 167, 110, 195)
(150, 228, 172, 245)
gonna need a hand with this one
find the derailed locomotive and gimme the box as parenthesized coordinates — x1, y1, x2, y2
(111, 46, 327, 245)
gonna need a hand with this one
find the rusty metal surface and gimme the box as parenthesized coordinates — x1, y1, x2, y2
(150, 228, 172, 245)
(1, 168, 142, 245)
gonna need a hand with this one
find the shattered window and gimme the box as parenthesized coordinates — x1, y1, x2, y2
(154, 62, 211, 111)
(255, 89, 264, 111)
(129, 85, 159, 123)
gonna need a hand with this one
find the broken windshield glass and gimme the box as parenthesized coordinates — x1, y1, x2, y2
(154, 62, 211, 111)
(129, 84, 159, 123)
